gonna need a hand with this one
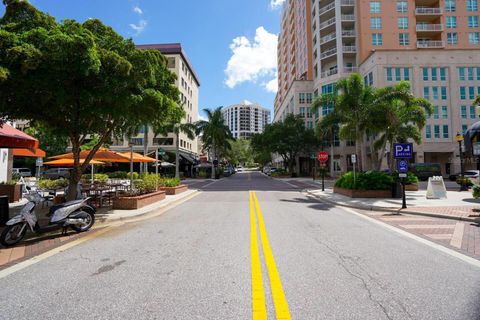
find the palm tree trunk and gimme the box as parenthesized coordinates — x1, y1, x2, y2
(175, 131, 180, 179)
(355, 124, 361, 172)
(211, 137, 216, 179)
(330, 139, 335, 177)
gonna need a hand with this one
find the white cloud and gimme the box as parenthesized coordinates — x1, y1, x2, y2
(129, 19, 147, 35)
(270, 0, 286, 9)
(265, 77, 278, 93)
(224, 27, 278, 92)
(133, 6, 143, 15)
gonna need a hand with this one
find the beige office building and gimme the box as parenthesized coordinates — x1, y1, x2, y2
(275, 0, 480, 176)
(111, 43, 200, 163)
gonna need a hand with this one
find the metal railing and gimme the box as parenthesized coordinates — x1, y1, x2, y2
(416, 24, 444, 31)
(341, 0, 355, 5)
(415, 7, 443, 15)
(342, 29, 356, 37)
(341, 14, 355, 21)
(417, 40, 445, 48)
(320, 47, 337, 59)
(319, 17, 336, 30)
(319, 2, 335, 15)
(343, 66, 358, 73)
(342, 45, 357, 53)
(320, 67, 338, 78)
(320, 32, 337, 44)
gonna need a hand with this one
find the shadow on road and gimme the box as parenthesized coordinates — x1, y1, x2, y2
(280, 195, 335, 211)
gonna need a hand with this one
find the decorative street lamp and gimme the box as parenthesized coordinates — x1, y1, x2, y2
(456, 132, 467, 191)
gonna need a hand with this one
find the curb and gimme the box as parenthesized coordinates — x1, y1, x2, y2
(305, 190, 480, 223)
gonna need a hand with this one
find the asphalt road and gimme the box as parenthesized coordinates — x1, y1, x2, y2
(0, 172, 479, 320)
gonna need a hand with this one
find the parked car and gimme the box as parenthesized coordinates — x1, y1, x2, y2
(12, 168, 32, 177)
(223, 166, 235, 177)
(237, 166, 244, 172)
(41, 168, 72, 179)
(449, 170, 480, 181)
(263, 166, 271, 175)
(409, 163, 441, 181)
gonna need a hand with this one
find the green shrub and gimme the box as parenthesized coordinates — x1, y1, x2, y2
(179, 172, 185, 179)
(81, 173, 109, 183)
(392, 172, 419, 185)
(162, 177, 180, 187)
(127, 172, 139, 180)
(473, 184, 480, 199)
(38, 178, 69, 190)
(335, 171, 393, 190)
(456, 176, 473, 188)
(106, 171, 128, 179)
(198, 171, 208, 178)
(134, 173, 161, 194)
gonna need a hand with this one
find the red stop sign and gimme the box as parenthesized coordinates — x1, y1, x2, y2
(317, 151, 329, 162)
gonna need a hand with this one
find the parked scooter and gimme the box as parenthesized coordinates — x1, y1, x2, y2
(0, 192, 96, 247)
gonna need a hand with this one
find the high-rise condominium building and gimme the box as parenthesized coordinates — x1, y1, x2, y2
(275, 0, 480, 177)
(222, 101, 271, 139)
(111, 43, 200, 163)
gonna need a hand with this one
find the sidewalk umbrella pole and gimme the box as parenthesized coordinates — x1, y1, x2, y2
(155, 149, 159, 176)
(91, 164, 94, 184)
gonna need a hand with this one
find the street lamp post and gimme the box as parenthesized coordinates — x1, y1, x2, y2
(456, 132, 467, 191)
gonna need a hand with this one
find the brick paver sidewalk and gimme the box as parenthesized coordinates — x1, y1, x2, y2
(406, 205, 480, 220)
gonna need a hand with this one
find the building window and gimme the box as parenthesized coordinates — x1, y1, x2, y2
(468, 67, 475, 80)
(463, 124, 468, 134)
(426, 125, 431, 139)
(306, 93, 313, 104)
(471, 105, 477, 118)
(447, 32, 458, 44)
(441, 106, 448, 119)
(370, 1, 381, 13)
(299, 107, 305, 117)
(467, 0, 478, 11)
(441, 86, 447, 99)
(469, 32, 480, 44)
(477, 67, 480, 80)
(432, 87, 439, 100)
(443, 125, 449, 138)
(461, 105, 468, 118)
(446, 0, 456, 12)
(397, 1, 408, 13)
(434, 125, 440, 138)
(372, 33, 383, 45)
(398, 17, 408, 29)
(365, 72, 373, 86)
(469, 86, 476, 99)
(399, 33, 409, 45)
(468, 16, 479, 27)
(395, 68, 401, 81)
(322, 103, 333, 116)
(404, 68, 410, 81)
(299, 93, 306, 104)
(446, 16, 457, 28)
(440, 67, 447, 80)
(433, 106, 439, 119)
(423, 87, 430, 100)
(371, 17, 382, 29)
(431, 68, 438, 81)
(422, 68, 429, 81)
(458, 67, 465, 80)
(460, 86, 466, 99)
(386, 68, 393, 81)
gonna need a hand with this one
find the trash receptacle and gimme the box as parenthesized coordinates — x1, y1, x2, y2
(0, 195, 9, 226)
(391, 182, 402, 199)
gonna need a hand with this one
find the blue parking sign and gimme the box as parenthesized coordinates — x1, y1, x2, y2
(397, 160, 409, 173)
(394, 143, 413, 159)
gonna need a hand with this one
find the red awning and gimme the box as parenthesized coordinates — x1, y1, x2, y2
(0, 123, 38, 149)
(12, 148, 46, 158)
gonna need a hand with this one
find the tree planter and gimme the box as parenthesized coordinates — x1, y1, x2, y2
(160, 184, 188, 195)
(112, 190, 166, 210)
(404, 184, 419, 191)
(0, 184, 22, 203)
(333, 186, 391, 198)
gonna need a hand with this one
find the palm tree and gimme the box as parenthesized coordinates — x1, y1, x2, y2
(157, 121, 196, 178)
(195, 107, 233, 179)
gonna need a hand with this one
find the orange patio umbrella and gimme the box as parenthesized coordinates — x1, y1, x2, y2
(12, 148, 46, 158)
(118, 151, 157, 163)
(43, 159, 105, 166)
(49, 148, 131, 163)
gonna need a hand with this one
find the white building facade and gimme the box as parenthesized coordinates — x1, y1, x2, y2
(222, 101, 271, 139)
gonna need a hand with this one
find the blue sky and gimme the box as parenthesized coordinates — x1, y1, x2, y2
(0, 0, 287, 119)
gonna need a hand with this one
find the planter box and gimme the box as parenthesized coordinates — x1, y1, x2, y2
(333, 186, 391, 198)
(0, 184, 22, 203)
(405, 184, 419, 191)
(160, 184, 188, 195)
(112, 190, 166, 210)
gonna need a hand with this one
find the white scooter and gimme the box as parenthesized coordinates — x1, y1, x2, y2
(0, 192, 96, 247)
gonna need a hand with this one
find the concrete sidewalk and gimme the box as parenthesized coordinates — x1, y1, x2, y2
(307, 187, 480, 223)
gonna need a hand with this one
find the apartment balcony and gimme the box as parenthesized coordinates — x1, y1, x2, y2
(320, 47, 337, 60)
(415, 7, 443, 15)
(319, 1, 335, 16)
(417, 40, 445, 48)
(416, 24, 444, 32)
(343, 66, 358, 73)
(342, 29, 356, 37)
(320, 32, 337, 45)
(341, 0, 355, 6)
(319, 17, 336, 30)
(320, 67, 338, 78)
(341, 14, 355, 22)
(342, 45, 357, 53)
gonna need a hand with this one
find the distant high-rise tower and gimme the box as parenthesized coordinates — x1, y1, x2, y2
(222, 101, 271, 139)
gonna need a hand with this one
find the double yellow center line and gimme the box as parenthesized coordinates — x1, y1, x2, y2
(250, 191, 291, 320)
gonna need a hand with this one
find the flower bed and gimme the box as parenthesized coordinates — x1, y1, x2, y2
(333, 186, 391, 198)
(0, 184, 22, 203)
(160, 184, 188, 195)
(112, 190, 166, 210)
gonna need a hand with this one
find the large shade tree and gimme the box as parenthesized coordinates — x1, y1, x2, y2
(0, 1, 183, 199)
(195, 107, 233, 179)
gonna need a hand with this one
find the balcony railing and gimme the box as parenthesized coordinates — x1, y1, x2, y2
(319, 17, 336, 30)
(415, 7, 443, 15)
(342, 45, 357, 53)
(341, 0, 355, 5)
(341, 14, 355, 21)
(342, 29, 356, 37)
(319, 2, 335, 15)
(417, 40, 445, 48)
(343, 66, 358, 73)
(320, 47, 337, 59)
(416, 24, 444, 32)
(320, 32, 337, 44)
(320, 67, 338, 78)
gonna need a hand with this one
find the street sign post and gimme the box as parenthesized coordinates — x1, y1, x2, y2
(396, 158, 410, 209)
(394, 143, 413, 159)
(351, 154, 357, 187)
(317, 152, 329, 191)
(317, 151, 329, 163)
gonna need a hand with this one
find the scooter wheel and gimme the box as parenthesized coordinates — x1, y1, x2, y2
(70, 211, 95, 233)
(0, 223, 27, 247)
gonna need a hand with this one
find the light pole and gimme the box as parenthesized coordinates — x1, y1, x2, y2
(456, 132, 467, 191)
